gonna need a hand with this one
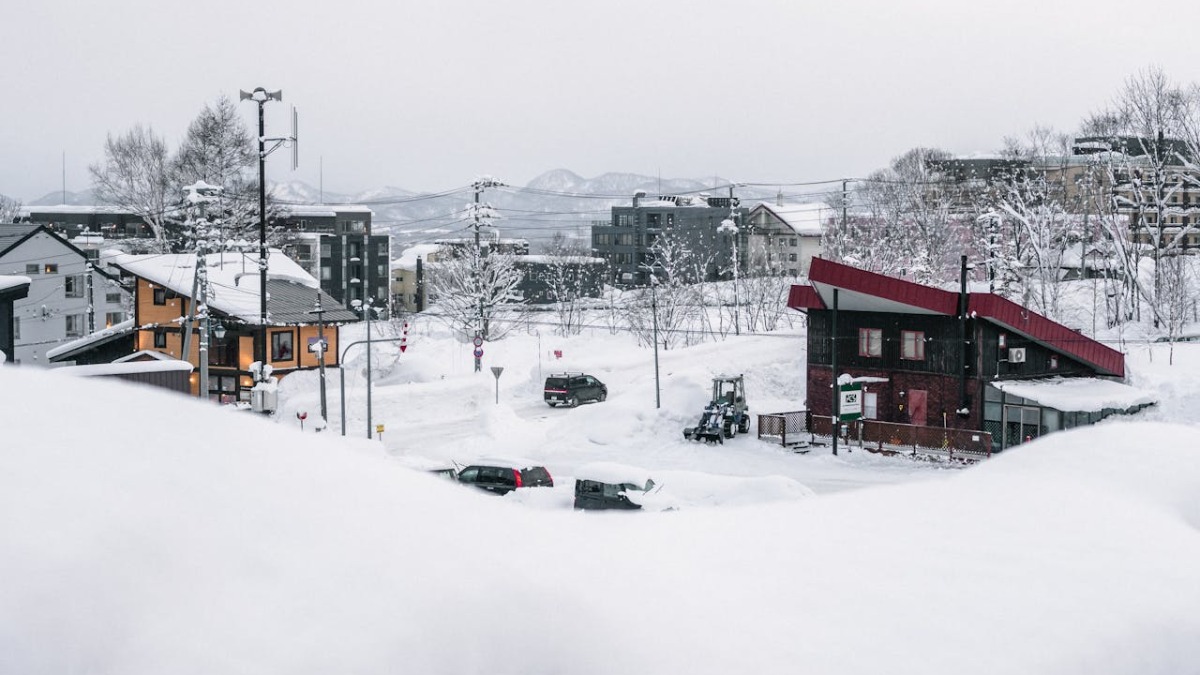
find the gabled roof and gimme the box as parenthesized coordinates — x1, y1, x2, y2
(788, 257, 1125, 378)
(0, 224, 98, 266)
(749, 202, 827, 236)
(109, 250, 359, 325)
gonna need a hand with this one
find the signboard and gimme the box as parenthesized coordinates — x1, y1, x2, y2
(307, 337, 327, 354)
(839, 383, 863, 421)
(491, 366, 504, 379)
(473, 336, 484, 347)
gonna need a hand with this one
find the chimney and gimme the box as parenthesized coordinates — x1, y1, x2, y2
(633, 190, 646, 208)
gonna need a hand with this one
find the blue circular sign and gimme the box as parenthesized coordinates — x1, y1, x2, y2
(473, 348, 484, 358)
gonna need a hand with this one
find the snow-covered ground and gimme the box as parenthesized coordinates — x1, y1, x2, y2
(3, 306, 1200, 673)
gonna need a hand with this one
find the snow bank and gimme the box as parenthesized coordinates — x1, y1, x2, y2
(3, 365, 1200, 674)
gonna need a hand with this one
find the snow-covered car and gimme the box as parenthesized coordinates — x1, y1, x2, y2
(573, 462, 657, 510)
(457, 458, 554, 495)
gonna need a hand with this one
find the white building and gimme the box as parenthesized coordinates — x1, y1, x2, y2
(0, 225, 128, 365)
(744, 201, 828, 277)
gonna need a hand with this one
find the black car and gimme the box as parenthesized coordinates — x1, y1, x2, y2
(573, 462, 656, 511)
(456, 459, 554, 495)
(544, 373, 607, 407)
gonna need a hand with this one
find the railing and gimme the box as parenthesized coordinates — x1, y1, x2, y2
(758, 411, 993, 462)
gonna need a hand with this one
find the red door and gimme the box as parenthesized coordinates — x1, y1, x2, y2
(908, 389, 928, 426)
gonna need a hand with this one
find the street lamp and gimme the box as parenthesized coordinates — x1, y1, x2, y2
(239, 87, 282, 382)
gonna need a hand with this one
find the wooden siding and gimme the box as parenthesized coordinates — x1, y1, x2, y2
(806, 311, 967, 376)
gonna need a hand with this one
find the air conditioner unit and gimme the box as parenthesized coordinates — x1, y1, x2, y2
(1008, 348, 1026, 363)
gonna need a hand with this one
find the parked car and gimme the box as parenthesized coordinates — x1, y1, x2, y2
(456, 459, 554, 495)
(573, 462, 657, 511)
(544, 372, 607, 407)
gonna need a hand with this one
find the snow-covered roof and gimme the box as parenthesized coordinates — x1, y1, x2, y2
(46, 318, 136, 360)
(392, 244, 443, 270)
(0, 274, 31, 292)
(50, 360, 194, 377)
(114, 350, 178, 363)
(574, 462, 654, 488)
(109, 250, 322, 324)
(280, 204, 374, 218)
(753, 202, 827, 235)
(20, 205, 137, 216)
(516, 255, 605, 265)
(991, 378, 1157, 413)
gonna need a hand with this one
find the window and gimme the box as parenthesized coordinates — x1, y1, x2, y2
(271, 331, 294, 361)
(998, 333, 1007, 349)
(789, 238, 797, 247)
(64, 314, 84, 337)
(64, 275, 84, 298)
(594, 233, 613, 246)
(44, 264, 58, 274)
(320, 266, 332, 281)
(13, 317, 19, 340)
(788, 253, 797, 262)
(320, 241, 333, 258)
(901, 330, 925, 360)
(154, 330, 167, 348)
(105, 312, 125, 327)
(616, 214, 632, 227)
(858, 328, 882, 357)
(153, 287, 166, 305)
(1050, 355, 1058, 370)
(25, 264, 39, 275)
(377, 242, 389, 256)
(616, 233, 635, 246)
(106, 291, 122, 304)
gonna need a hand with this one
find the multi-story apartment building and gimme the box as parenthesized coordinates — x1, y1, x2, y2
(743, 201, 826, 277)
(0, 225, 129, 365)
(275, 205, 390, 319)
(591, 192, 750, 287)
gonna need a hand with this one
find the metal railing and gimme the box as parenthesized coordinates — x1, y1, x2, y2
(758, 411, 993, 462)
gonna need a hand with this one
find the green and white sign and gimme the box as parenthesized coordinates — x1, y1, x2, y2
(839, 383, 863, 421)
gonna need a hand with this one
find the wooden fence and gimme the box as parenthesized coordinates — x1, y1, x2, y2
(758, 411, 993, 462)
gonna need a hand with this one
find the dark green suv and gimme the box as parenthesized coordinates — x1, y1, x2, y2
(544, 373, 607, 407)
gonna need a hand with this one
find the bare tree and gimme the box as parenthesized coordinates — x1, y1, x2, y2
(0, 195, 21, 223)
(624, 228, 701, 350)
(426, 245, 527, 341)
(538, 232, 596, 337)
(1082, 67, 1200, 328)
(89, 125, 174, 251)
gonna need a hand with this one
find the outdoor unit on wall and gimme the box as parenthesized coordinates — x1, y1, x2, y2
(1008, 348, 1027, 363)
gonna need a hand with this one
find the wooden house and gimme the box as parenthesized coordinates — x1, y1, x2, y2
(109, 250, 360, 401)
(789, 258, 1155, 450)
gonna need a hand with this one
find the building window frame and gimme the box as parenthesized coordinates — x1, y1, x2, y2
(154, 329, 167, 349)
(901, 330, 925, 360)
(858, 328, 883, 357)
(271, 331, 294, 362)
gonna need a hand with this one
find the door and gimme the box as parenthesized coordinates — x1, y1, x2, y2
(908, 389, 928, 426)
(1003, 405, 1041, 447)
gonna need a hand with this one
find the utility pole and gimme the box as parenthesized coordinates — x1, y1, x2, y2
(471, 176, 501, 372)
(719, 184, 741, 335)
(184, 182, 219, 400)
(309, 290, 329, 428)
(85, 262, 95, 335)
(652, 277, 661, 409)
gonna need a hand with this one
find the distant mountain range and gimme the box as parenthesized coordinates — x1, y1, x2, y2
(19, 170, 792, 252)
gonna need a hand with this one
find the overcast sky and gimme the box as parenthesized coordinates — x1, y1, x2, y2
(4, 0, 1200, 203)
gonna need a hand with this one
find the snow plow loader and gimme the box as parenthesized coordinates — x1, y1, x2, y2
(683, 375, 751, 443)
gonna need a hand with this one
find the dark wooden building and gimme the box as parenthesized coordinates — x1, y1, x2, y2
(789, 258, 1151, 450)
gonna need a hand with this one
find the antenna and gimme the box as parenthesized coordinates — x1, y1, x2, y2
(291, 106, 299, 170)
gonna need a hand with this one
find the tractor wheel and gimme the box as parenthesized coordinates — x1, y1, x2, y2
(568, 396, 579, 408)
(738, 417, 750, 434)
(724, 420, 735, 439)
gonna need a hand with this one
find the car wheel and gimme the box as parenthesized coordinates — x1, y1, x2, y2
(568, 396, 579, 408)
(547, 402, 557, 408)
(599, 391, 607, 402)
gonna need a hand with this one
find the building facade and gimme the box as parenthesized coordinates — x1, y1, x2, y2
(276, 205, 390, 319)
(0, 225, 129, 365)
(591, 193, 749, 287)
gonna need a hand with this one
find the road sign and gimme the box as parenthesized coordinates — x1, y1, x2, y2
(473, 336, 483, 347)
(491, 366, 504, 378)
(839, 383, 863, 421)
(376, 424, 385, 433)
(473, 347, 484, 358)
(307, 338, 327, 354)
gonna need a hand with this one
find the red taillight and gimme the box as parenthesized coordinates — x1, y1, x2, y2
(545, 389, 568, 394)
(544, 469, 553, 487)
(513, 469, 523, 488)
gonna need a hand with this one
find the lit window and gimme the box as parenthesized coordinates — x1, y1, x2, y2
(858, 328, 882, 357)
(44, 264, 58, 274)
(901, 331, 925, 360)
(998, 333, 1007, 349)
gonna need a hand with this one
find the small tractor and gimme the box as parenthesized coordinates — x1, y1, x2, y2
(683, 375, 751, 443)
